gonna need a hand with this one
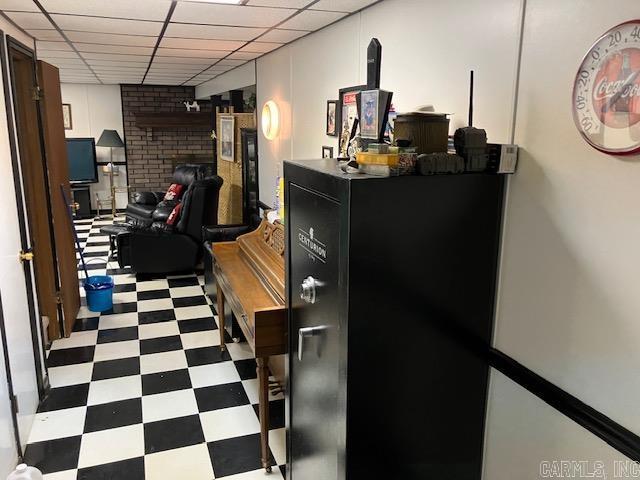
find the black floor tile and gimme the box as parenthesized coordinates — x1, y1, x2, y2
(208, 433, 275, 478)
(138, 309, 176, 325)
(178, 317, 217, 334)
(97, 326, 139, 344)
(85, 240, 111, 246)
(185, 346, 231, 367)
(234, 359, 258, 380)
(144, 414, 204, 454)
(140, 335, 182, 355)
(82, 251, 109, 258)
(113, 283, 136, 294)
(167, 276, 199, 288)
(194, 382, 249, 412)
(107, 267, 133, 276)
(280, 464, 287, 478)
(136, 272, 167, 282)
(77, 456, 145, 480)
(102, 302, 137, 315)
(137, 289, 171, 301)
(23, 436, 82, 475)
(172, 296, 208, 308)
(142, 368, 192, 396)
(252, 399, 285, 430)
(85, 263, 107, 271)
(46, 346, 95, 367)
(84, 398, 143, 433)
(92, 357, 140, 381)
(73, 317, 100, 332)
(38, 383, 90, 413)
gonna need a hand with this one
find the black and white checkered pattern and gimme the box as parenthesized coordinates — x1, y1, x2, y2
(26, 216, 286, 480)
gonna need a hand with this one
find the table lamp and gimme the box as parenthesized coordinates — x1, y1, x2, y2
(97, 130, 125, 218)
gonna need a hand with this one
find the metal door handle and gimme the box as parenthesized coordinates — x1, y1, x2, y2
(298, 326, 325, 361)
(300, 276, 319, 304)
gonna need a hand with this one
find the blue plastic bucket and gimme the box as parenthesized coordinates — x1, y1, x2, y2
(84, 275, 114, 312)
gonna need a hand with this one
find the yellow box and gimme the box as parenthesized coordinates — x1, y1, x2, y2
(356, 151, 400, 167)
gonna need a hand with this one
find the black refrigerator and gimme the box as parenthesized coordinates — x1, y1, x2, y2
(284, 159, 505, 480)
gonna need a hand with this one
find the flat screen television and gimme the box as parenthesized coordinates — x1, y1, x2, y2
(66, 138, 98, 183)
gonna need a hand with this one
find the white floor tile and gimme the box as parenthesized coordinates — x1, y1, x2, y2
(142, 389, 198, 423)
(189, 362, 240, 388)
(200, 405, 260, 442)
(28, 406, 86, 443)
(82, 245, 110, 253)
(180, 331, 219, 350)
(144, 443, 214, 480)
(138, 321, 179, 340)
(51, 331, 98, 351)
(136, 279, 169, 292)
(76, 306, 100, 319)
(242, 378, 284, 405)
(269, 428, 286, 466)
(139, 350, 188, 375)
(175, 305, 214, 321)
(87, 375, 141, 406)
(43, 469, 78, 480)
(86, 235, 110, 243)
(223, 469, 284, 480)
(113, 291, 138, 304)
(226, 341, 254, 361)
(97, 312, 138, 330)
(78, 424, 145, 469)
(169, 286, 204, 298)
(93, 339, 140, 362)
(138, 298, 174, 312)
(112, 274, 137, 285)
(48, 363, 93, 388)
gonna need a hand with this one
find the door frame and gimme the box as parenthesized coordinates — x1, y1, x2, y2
(1, 31, 48, 398)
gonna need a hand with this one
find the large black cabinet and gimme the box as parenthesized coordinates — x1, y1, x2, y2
(284, 159, 505, 480)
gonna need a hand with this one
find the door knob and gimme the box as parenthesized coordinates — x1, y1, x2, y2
(19, 250, 34, 262)
(298, 326, 325, 361)
(300, 276, 318, 304)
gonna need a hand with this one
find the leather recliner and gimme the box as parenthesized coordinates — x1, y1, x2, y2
(117, 173, 223, 274)
(126, 164, 209, 229)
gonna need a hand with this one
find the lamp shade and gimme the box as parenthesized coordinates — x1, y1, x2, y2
(96, 129, 124, 148)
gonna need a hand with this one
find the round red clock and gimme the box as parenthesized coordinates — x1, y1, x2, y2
(572, 20, 640, 155)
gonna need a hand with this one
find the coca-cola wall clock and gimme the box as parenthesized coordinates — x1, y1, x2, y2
(572, 20, 640, 155)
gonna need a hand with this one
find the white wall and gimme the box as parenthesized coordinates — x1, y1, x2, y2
(196, 60, 256, 98)
(60, 83, 128, 209)
(0, 20, 38, 478)
(212, 0, 640, 476)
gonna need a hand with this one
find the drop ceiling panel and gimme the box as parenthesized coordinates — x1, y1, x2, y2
(226, 51, 260, 61)
(87, 59, 150, 67)
(37, 49, 82, 58)
(277, 9, 345, 30)
(66, 31, 157, 47)
(4, 12, 52, 29)
(156, 48, 228, 59)
(73, 43, 154, 55)
(247, 0, 311, 8)
(259, 28, 307, 43)
(81, 52, 151, 62)
(51, 15, 163, 35)
(172, 3, 295, 28)
(36, 40, 72, 51)
(215, 58, 247, 67)
(164, 23, 266, 42)
(38, 57, 85, 66)
(0, 0, 40, 12)
(27, 29, 65, 40)
(152, 57, 215, 65)
(160, 37, 246, 51)
(39, 0, 172, 21)
(238, 41, 282, 53)
(310, 0, 378, 12)
(148, 64, 207, 73)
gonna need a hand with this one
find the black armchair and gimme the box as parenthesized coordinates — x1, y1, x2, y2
(126, 164, 209, 228)
(117, 175, 223, 274)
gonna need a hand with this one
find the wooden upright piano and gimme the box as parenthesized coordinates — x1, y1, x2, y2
(211, 218, 287, 472)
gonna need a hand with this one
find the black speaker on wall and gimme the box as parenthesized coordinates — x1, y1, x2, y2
(241, 128, 259, 220)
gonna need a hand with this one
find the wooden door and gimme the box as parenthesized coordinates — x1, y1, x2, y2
(9, 45, 60, 341)
(37, 61, 79, 337)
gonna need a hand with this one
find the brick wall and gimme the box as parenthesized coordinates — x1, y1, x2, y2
(121, 84, 213, 192)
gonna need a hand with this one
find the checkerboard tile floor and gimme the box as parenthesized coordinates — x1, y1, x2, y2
(25, 216, 286, 480)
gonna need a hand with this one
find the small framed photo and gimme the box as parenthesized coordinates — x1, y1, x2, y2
(322, 146, 334, 159)
(220, 116, 235, 162)
(326, 100, 338, 136)
(62, 103, 72, 130)
(360, 90, 379, 140)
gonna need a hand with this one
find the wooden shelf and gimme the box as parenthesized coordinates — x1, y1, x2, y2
(133, 111, 212, 128)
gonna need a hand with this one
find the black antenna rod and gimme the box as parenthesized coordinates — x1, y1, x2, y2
(468, 70, 474, 127)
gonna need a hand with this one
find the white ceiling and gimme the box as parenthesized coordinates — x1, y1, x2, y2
(0, 0, 381, 86)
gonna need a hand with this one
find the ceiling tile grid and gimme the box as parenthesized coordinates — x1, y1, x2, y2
(0, 0, 383, 86)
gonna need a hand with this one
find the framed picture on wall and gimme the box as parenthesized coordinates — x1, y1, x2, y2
(62, 103, 72, 130)
(322, 146, 334, 159)
(338, 85, 366, 155)
(220, 116, 235, 162)
(359, 90, 379, 140)
(326, 100, 339, 136)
